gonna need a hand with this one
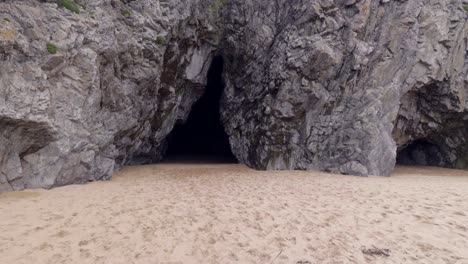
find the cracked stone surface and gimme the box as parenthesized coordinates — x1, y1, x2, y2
(0, 0, 467, 191)
(221, 0, 468, 175)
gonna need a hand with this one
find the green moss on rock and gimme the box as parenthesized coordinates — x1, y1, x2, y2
(47, 43, 58, 54)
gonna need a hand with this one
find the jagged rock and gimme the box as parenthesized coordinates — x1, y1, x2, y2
(0, 0, 466, 191)
(0, 0, 219, 190)
(221, 0, 468, 175)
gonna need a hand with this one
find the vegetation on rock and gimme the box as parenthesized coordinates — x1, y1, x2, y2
(46, 43, 57, 54)
(210, 0, 228, 14)
(58, 0, 80, 14)
(155, 36, 166, 45)
(121, 9, 132, 18)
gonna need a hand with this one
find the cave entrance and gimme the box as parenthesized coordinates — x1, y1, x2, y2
(396, 139, 441, 166)
(164, 56, 237, 163)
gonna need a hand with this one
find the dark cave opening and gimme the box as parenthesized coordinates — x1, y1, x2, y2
(164, 56, 237, 163)
(396, 139, 441, 167)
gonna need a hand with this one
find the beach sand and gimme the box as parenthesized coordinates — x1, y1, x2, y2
(1, 164, 467, 264)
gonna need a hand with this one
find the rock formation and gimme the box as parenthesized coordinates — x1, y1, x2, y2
(0, 0, 466, 191)
(222, 0, 468, 176)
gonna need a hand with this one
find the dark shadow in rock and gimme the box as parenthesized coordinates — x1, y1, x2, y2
(396, 139, 442, 166)
(164, 56, 237, 163)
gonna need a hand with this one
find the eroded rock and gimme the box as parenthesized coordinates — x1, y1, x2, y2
(221, 0, 467, 175)
(0, 0, 219, 190)
(0, 0, 467, 190)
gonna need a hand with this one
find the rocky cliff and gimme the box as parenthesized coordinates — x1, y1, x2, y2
(0, 0, 467, 191)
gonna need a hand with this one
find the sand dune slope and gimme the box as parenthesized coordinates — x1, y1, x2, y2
(1, 164, 468, 264)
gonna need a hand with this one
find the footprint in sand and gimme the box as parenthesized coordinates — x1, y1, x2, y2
(54, 230, 70, 238)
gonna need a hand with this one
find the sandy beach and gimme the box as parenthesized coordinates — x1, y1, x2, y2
(1, 164, 468, 264)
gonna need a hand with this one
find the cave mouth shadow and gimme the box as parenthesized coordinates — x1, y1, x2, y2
(163, 56, 237, 164)
(396, 139, 441, 167)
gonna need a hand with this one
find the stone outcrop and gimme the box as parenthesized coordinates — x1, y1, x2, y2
(0, 0, 467, 191)
(221, 0, 468, 176)
(0, 0, 219, 191)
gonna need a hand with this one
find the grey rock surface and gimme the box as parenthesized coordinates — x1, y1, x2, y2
(0, 0, 467, 191)
(221, 0, 468, 175)
(0, 0, 219, 191)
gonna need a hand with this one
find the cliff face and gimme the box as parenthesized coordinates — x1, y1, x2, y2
(0, 0, 219, 191)
(0, 0, 467, 191)
(221, 0, 468, 175)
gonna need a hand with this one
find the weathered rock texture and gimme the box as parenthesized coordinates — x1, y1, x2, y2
(0, 0, 467, 191)
(0, 0, 220, 191)
(221, 0, 468, 176)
